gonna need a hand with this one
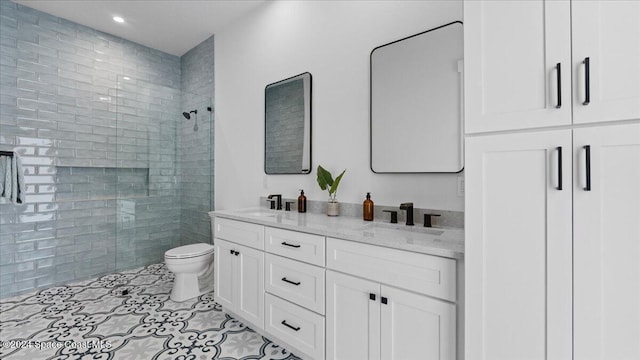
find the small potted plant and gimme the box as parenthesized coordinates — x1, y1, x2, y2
(317, 165, 346, 216)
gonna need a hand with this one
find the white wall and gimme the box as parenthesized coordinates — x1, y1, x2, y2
(215, 0, 464, 211)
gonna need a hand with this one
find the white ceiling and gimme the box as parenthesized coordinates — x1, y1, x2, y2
(14, 0, 268, 56)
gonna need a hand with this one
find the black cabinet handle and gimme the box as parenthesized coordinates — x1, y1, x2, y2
(281, 320, 300, 331)
(584, 145, 591, 191)
(229, 250, 239, 256)
(281, 242, 301, 248)
(281, 277, 301, 286)
(556, 63, 562, 108)
(556, 146, 563, 190)
(369, 293, 376, 301)
(583, 57, 590, 105)
(229, 249, 234, 255)
(381, 297, 388, 305)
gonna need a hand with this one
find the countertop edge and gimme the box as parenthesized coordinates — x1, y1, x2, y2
(210, 210, 464, 260)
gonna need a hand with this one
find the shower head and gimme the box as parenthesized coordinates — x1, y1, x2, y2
(182, 109, 197, 120)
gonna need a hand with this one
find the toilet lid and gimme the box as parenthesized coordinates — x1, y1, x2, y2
(165, 243, 214, 259)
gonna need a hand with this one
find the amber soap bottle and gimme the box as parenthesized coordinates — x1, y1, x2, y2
(297, 190, 307, 213)
(363, 192, 374, 221)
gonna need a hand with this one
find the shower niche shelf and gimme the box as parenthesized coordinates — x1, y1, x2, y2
(54, 166, 150, 201)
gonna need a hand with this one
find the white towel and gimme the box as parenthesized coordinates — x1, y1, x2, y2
(0, 154, 25, 204)
(0, 155, 10, 199)
(13, 154, 25, 203)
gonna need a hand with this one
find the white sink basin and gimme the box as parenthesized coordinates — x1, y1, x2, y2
(358, 222, 445, 236)
(235, 209, 277, 218)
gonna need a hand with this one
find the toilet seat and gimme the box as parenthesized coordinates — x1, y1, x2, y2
(165, 243, 214, 259)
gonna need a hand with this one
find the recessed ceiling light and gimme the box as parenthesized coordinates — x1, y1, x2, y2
(113, 16, 125, 23)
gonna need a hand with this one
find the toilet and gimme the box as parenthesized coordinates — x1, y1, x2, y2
(164, 243, 215, 302)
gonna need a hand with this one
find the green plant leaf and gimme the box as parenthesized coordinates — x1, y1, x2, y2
(329, 169, 346, 196)
(316, 165, 333, 191)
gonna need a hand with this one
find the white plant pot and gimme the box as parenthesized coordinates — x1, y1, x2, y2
(327, 201, 340, 216)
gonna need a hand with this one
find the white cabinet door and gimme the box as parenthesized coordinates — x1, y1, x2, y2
(214, 238, 264, 330)
(380, 285, 455, 360)
(214, 239, 236, 311)
(572, 1, 640, 124)
(326, 270, 380, 360)
(573, 123, 640, 360)
(464, 0, 571, 133)
(236, 244, 264, 330)
(465, 129, 573, 360)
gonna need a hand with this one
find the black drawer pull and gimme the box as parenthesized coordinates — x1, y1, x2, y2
(229, 249, 234, 255)
(281, 320, 300, 331)
(281, 242, 301, 248)
(381, 296, 388, 305)
(555, 63, 562, 108)
(584, 145, 591, 191)
(369, 293, 376, 301)
(281, 277, 301, 286)
(556, 146, 563, 190)
(583, 57, 590, 105)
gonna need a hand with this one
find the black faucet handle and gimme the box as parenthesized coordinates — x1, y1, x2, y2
(382, 210, 398, 224)
(399, 202, 414, 209)
(423, 213, 441, 228)
(266, 198, 276, 209)
(285, 201, 295, 211)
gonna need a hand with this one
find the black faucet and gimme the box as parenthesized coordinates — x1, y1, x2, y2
(399, 202, 414, 226)
(267, 194, 282, 210)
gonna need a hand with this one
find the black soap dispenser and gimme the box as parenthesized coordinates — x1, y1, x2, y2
(297, 190, 307, 213)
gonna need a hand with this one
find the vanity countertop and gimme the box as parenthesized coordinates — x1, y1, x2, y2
(210, 208, 464, 260)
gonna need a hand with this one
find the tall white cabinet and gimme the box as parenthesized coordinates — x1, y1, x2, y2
(465, 130, 573, 359)
(465, 0, 640, 133)
(465, 1, 640, 359)
(573, 124, 640, 360)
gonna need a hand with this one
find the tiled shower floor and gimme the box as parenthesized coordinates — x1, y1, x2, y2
(0, 263, 300, 360)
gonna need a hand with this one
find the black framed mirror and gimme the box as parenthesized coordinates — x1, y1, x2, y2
(264, 72, 312, 174)
(370, 21, 463, 173)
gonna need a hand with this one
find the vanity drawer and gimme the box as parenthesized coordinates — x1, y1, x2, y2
(214, 217, 264, 250)
(265, 293, 325, 360)
(265, 227, 325, 266)
(265, 254, 325, 314)
(326, 237, 456, 302)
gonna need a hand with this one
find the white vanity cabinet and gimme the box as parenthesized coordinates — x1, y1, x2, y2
(465, 123, 640, 360)
(326, 238, 457, 360)
(213, 218, 265, 331)
(465, 0, 640, 133)
(211, 215, 463, 360)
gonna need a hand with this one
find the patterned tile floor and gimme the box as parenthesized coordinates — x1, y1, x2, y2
(0, 263, 300, 360)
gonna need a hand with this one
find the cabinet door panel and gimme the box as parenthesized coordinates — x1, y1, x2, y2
(574, 124, 640, 360)
(381, 285, 455, 360)
(572, 1, 640, 124)
(464, 0, 571, 133)
(237, 244, 264, 330)
(326, 270, 380, 360)
(465, 130, 572, 360)
(214, 239, 236, 312)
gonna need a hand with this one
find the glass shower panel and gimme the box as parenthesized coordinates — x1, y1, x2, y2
(114, 74, 182, 270)
(179, 92, 214, 246)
